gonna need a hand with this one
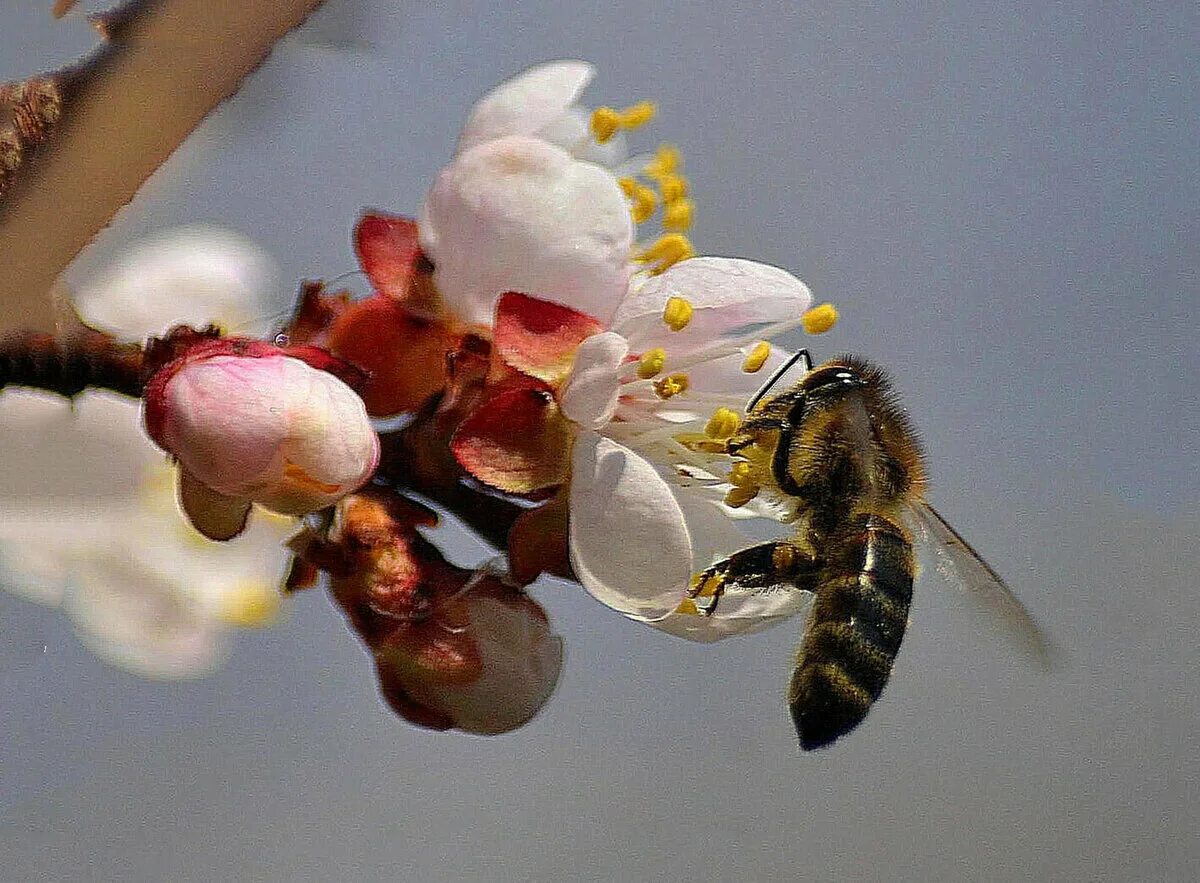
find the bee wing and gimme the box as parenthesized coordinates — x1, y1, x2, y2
(909, 502, 1057, 668)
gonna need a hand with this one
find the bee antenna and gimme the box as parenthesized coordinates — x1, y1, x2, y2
(747, 348, 813, 412)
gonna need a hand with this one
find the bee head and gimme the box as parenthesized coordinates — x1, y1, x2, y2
(798, 361, 870, 400)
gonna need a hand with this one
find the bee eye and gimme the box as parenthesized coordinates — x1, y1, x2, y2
(802, 366, 856, 393)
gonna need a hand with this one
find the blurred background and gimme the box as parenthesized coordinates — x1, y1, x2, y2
(1, 1, 1197, 879)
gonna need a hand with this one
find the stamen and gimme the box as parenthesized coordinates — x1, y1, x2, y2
(636, 347, 667, 379)
(636, 233, 695, 274)
(657, 173, 688, 203)
(662, 296, 693, 331)
(620, 101, 657, 128)
(728, 461, 756, 489)
(723, 486, 759, 508)
(674, 431, 729, 454)
(653, 372, 690, 399)
(676, 598, 701, 616)
(695, 574, 724, 598)
(705, 407, 741, 439)
(218, 580, 282, 628)
(742, 341, 771, 373)
(631, 185, 657, 224)
(802, 303, 838, 335)
(662, 198, 693, 232)
(644, 143, 681, 179)
(590, 106, 622, 143)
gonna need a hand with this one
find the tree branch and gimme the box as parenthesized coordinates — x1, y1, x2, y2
(0, 0, 328, 333)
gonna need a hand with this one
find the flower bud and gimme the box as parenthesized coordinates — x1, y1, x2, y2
(374, 577, 563, 735)
(144, 342, 379, 539)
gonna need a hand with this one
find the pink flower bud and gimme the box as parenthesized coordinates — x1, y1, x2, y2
(374, 578, 563, 735)
(144, 343, 379, 539)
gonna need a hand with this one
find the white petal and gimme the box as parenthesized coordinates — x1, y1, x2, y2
(418, 593, 563, 735)
(622, 345, 794, 428)
(647, 595, 812, 643)
(419, 136, 633, 327)
(536, 106, 629, 167)
(63, 545, 226, 680)
(568, 433, 692, 620)
(70, 226, 283, 340)
(457, 60, 595, 154)
(559, 332, 628, 429)
(613, 257, 812, 356)
(662, 488, 813, 640)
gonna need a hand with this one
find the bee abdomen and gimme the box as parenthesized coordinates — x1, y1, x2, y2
(788, 514, 914, 750)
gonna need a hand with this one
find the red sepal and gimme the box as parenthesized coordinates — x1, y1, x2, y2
(354, 211, 423, 300)
(493, 291, 604, 386)
(450, 375, 573, 495)
(326, 294, 456, 416)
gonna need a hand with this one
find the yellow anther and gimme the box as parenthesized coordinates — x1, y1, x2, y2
(728, 461, 756, 489)
(658, 173, 688, 203)
(675, 432, 729, 454)
(661, 198, 693, 232)
(802, 302, 839, 335)
(218, 581, 282, 629)
(662, 296, 694, 331)
(676, 598, 701, 616)
(705, 407, 741, 439)
(742, 341, 771, 373)
(630, 184, 658, 224)
(724, 485, 760, 508)
(590, 106, 622, 143)
(636, 233, 695, 274)
(653, 372, 690, 399)
(696, 574, 724, 598)
(644, 143, 681, 179)
(620, 101, 657, 128)
(617, 176, 638, 198)
(636, 347, 667, 379)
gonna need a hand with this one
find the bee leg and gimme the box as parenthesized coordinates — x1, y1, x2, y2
(688, 542, 820, 618)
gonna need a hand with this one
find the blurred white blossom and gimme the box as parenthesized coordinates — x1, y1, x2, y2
(0, 227, 296, 678)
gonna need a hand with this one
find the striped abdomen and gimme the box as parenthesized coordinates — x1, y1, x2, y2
(788, 513, 914, 750)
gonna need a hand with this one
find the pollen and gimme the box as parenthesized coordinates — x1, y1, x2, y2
(723, 485, 760, 508)
(705, 407, 741, 439)
(773, 544, 798, 574)
(742, 341, 771, 373)
(590, 106, 622, 143)
(675, 432, 728, 454)
(662, 198, 693, 232)
(662, 296, 694, 331)
(695, 574, 724, 598)
(636, 347, 667, 379)
(218, 581, 282, 628)
(636, 233, 695, 275)
(653, 372, 690, 399)
(620, 101, 657, 128)
(728, 461, 756, 489)
(618, 176, 658, 223)
(644, 143, 681, 179)
(676, 598, 701, 616)
(657, 173, 688, 203)
(802, 302, 839, 335)
(592, 101, 657, 144)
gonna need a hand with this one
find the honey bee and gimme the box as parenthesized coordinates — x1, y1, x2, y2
(689, 350, 1050, 750)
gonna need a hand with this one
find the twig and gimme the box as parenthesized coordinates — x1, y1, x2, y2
(0, 0, 328, 333)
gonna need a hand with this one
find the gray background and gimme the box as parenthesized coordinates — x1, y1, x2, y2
(2, 1, 1198, 880)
